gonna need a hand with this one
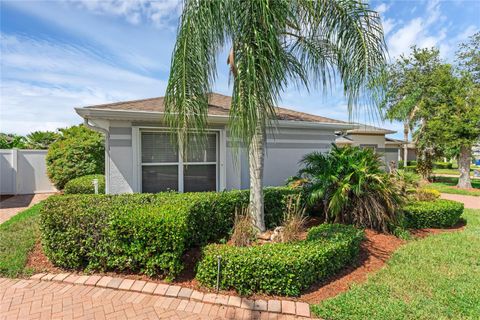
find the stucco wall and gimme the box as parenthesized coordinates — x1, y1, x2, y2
(0, 149, 56, 195)
(108, 121, 135, 194)
(347, 133, 386, 148)
(105, 121, 337, 194)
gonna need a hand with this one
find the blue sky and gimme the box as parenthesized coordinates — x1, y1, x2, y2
(1, 0, 478, 138)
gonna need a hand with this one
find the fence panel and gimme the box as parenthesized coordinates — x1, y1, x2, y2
(0, 149, 56, 195)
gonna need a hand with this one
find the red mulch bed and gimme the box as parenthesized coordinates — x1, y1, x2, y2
(27, 221, 465, 304)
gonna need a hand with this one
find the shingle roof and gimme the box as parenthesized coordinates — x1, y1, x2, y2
(83, 92, 347, 124)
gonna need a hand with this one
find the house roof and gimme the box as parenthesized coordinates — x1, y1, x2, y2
(335, 135, 354, 144)
(347, 123, 396, 135)
(81, 92, 347, 125)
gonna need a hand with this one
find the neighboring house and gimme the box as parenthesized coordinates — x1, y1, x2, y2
(334, 124, 415, 170)
(75, 93, 352, 194)
(399, 141, 417, 162)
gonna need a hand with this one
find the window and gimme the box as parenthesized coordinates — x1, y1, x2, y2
(140, 131, 218, 193)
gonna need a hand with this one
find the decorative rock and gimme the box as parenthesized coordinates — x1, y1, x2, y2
(270, 226, 285, 242)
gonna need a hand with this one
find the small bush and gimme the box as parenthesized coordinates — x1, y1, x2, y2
(433, 162, 453, 169)
(40, 187, 302, 278)
(414, 188, 441, 201)
(404, 165, 417, 172)
(46, 125, 104, 190)
(196, 224, 364, 296)
(403, 199, 464, 228)
(64, 175, 105, 194)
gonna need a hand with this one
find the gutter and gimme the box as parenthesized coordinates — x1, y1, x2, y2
(83, 119, 110, 194)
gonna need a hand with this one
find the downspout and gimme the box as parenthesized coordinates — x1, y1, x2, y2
(84, 119, 110, 194)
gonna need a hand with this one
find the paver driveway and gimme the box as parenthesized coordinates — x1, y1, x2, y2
(0, 194, 53, 224)
(0, 278, 310, 319)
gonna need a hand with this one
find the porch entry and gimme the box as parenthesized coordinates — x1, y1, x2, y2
(140, 131, 219, 193)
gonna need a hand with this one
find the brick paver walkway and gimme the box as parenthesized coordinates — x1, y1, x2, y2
(0, 193, 54, 224)
(0, 278, 312, 319)
(440, 193, 480, 209)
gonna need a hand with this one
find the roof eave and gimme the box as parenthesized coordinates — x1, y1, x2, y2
(75, 108, 354, 129)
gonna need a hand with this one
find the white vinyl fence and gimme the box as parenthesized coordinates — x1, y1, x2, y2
(0, 149, 57, 195)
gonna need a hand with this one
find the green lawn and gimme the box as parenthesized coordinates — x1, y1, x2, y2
(312, 209, 480, 320)
(427, 176, 480, 197)
(0, 204, 42, 277)
(432, 168, 477, 176)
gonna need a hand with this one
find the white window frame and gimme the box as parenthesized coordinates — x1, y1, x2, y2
(132, 126, 225, 193)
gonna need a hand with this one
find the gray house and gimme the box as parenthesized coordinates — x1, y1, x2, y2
(335, 124, 409, 169)
(76, 93, 352, 194)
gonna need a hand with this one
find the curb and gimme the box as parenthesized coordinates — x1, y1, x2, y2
(30, 273, 312, 318)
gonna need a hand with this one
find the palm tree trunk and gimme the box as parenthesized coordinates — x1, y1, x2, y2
(249, 123, 266, 232)
(457, 145, 472, 189)
(403, 121, 409, 167)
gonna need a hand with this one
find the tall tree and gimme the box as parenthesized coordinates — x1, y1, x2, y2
(164, 0, 386, 231)
(457, 31, 480, 84)
(379, 47, 441, 167)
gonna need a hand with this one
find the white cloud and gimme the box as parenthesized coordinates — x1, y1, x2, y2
(0, 33, 167, 135)
(72, 0, 181, 27)
(386, 0, 447, 58)
(375, 3, 390, 15)
(382, 18, 396, 36)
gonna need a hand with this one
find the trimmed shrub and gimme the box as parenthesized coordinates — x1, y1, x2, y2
(40, 187, 303, 278)
(403, 199, 464, 228)
(196, 224, 364, 296)
(414, 188, 441, 201)
(404, 165, 417, 172)
(64, 175, 105, 194)
(433, 162, 453, 169)
(46, 125, 104, 190)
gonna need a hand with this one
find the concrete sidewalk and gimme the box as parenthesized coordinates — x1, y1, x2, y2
(440, 193, 480, 209)
(0, 193, 53, 224)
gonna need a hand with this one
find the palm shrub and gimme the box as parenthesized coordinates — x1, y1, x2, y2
(298, 145, 404, 233)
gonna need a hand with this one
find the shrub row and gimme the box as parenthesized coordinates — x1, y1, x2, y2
(433, 162, 453, 169)
(403, 199, 464, 228)
(64, 175, 105, 194)
(196, 224, 364, 296)
(40, 187, 303, 279)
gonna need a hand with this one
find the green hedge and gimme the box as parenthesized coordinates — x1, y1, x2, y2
(433, 162, 453, 169)
(404, 165, 417, 172)
(196, 224, 364, 296)
(403, 199, 464, 228)
(40, 187, 302, 279)
(64, 175, 105, 194)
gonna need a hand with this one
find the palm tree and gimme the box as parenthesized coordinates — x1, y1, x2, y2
(298, 145, 403, 232)
(165, 0, 387, 232)
(25, 131, 60, 149)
